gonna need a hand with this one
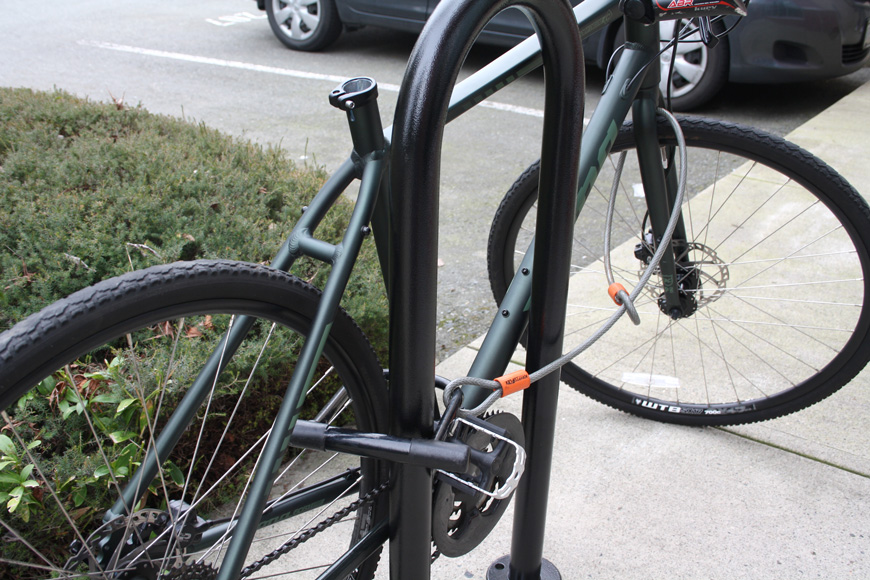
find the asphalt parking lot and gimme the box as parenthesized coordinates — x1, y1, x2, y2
(3, 0, 869, 358)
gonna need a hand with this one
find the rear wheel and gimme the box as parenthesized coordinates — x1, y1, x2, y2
(488, 118, 870, 425)
(0, 260, 387, 579)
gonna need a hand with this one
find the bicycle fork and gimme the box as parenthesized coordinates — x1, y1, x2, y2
(629, 21, 697, 321)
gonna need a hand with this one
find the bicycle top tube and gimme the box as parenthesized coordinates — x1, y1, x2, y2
(372, 0, 621, 139)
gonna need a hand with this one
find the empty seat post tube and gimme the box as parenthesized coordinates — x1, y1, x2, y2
(329, 76, 385, 158)
(390, 0, 584, 577)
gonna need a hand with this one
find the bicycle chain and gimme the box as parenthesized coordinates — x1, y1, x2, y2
(239, 481, 389, 579)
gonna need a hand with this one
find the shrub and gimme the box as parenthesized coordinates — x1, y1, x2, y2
(0, 88, 388, 576)
(0, 87, 386, 352)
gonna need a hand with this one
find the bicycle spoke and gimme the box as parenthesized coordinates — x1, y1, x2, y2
(0, 263, 387, 579)
(490, 118, 870, 423)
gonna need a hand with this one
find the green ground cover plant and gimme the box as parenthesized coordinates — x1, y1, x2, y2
(0, 87, 388, 576)
(0, 88, 387, 346)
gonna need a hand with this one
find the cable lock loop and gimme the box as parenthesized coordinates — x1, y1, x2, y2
(442, 376, 502, 418)
(607, 283, 641, 325)
(440, 111, 686, 419)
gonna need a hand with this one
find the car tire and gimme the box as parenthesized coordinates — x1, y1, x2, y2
(657, 19, 729, 110)
(266, 0, 343, 52)
(612, 19, 729, 111)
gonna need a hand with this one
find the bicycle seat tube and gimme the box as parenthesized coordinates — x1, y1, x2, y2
(390, 0, 584, 578)
(213, 78, 390, 580)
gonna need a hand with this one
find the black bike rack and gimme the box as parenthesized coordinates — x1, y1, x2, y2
(389, 0, 585, 577)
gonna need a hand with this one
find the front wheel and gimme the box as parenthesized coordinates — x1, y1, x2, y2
(0, 260, 387, 579)
(488, 117, 870, 426)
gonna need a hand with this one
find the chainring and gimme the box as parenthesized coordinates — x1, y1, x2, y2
(431, 411, 525, 557)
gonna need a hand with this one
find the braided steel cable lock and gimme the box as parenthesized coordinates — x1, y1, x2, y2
(444, 109, 688, 418)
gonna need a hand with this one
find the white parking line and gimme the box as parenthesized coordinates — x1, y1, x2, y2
(205, 12, 267, 27)
(78, 40, 546, 119)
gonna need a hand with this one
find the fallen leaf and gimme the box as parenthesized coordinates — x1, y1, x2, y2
(185, 326, 203, 339)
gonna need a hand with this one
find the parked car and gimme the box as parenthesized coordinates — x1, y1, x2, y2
(254, 0, 870, 110)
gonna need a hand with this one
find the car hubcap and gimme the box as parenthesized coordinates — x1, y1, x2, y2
(273, 0, 321, 41)
(659, 21, 709, 99)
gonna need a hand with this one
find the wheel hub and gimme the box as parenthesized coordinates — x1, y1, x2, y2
(65, 503, 206, 579)
(635, 239, 729, 319)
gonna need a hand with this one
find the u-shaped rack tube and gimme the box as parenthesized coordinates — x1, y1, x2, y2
(387, 0, 586, 577)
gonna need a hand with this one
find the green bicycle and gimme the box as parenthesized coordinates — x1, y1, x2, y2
(1, 0, 869, 578)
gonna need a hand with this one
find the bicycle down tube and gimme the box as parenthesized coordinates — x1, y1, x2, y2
(460, 14, 673, 411)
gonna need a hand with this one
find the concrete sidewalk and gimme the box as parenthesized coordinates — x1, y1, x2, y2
(424, 80, 870, 579)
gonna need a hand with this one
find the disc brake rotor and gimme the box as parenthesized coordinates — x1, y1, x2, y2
(638, 240, 729, 309)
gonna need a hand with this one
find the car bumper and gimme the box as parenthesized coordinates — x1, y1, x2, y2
(728, 0, 870, 84)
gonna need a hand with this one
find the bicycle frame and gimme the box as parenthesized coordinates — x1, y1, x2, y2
(110, 1, 688, 578)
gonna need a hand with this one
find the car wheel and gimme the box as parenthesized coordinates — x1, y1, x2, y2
(266, 0, 342, 52)
(658, 19, 729, 110)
